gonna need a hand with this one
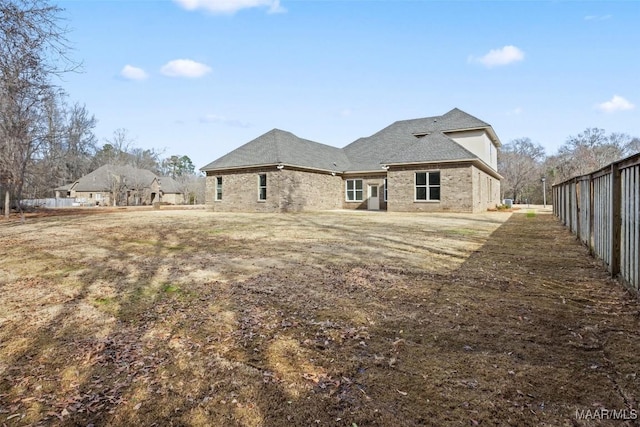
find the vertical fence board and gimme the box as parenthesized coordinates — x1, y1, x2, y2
(629, 165, 640, 290)
(553, 153, 640, 292)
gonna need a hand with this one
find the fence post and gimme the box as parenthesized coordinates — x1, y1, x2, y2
(610, 162, 621, 276)
(589, 174, 595, 254)
(575, 178, 580, 237)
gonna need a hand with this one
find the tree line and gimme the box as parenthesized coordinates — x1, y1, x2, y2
(499, 129, 640, 205)
(0, 0, 203, 218)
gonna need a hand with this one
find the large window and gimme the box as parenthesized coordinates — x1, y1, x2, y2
(415, 171, 440, 201)
(215, 177, 222, 201)
(258, 174, 267, 201)
(346, 179, 363, 201)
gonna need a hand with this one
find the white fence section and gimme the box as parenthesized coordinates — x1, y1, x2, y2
(20, 198, 82, 209)
(553, 153, 640, 292)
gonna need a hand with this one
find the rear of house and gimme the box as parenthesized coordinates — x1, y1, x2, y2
(202, 108, 502, 213)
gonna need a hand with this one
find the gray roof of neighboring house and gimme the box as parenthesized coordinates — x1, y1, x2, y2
(72, 165, 158, 192)
(201, 108, 498, 173)
(158, 176, 182, 194)
(54, 183, 74, 191)
(200, 129, 351, 172)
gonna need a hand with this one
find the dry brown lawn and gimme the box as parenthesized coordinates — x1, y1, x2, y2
(0, 208, 639, 426)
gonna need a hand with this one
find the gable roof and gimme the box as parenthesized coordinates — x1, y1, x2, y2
(201, 108, 499, 174)
(201, 129, 351, 172)
(343, 108, 490, 171)
(71, 165, 158, 192)
(158, 176, 182, 194)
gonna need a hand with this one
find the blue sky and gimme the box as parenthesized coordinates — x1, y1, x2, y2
(58, 0, 640, 169)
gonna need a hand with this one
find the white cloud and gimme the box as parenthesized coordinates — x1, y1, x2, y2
(584, 14, 612, 21)
(120, 65, 148, 81)
(200, 114, 250, 128)
(506, 107, 523, 116)
(160, 59, 212, 78)
(469, 45, 525, 68)
(173, 0, 285, 14)
(340, 108, 353, 118)
(596, 95, 635, 113)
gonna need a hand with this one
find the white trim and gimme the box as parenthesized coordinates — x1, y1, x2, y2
(258, 174, 267, 201)
(384, 178, 387, 202)
(414, 171, 441, 202)
(367, 184, 380, 210)
(214, 176, 222, 201)
(345, 179, 364, 202)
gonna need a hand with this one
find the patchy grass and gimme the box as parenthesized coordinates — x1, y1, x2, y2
(0, 209, 639, 426)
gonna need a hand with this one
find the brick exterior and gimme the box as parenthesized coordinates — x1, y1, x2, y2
(205, 167, 343, 212)
(341, 174, 387, 210)
(471, 165, 501, 213)
(386, 164, 473, 212)
(206, 163, 500, 213)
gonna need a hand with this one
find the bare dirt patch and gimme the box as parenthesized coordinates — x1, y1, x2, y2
(0, 209, 638, 426)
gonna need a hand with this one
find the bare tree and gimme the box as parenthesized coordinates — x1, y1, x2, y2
(498, 138, 546, 203)
(62, 102, 97, 181)
(130, 147, 163, 174)
(91, 128, 163, 174)
(549, 128, 633, 183)
(0, 0, 77, 218)
(19, 94, 97, 198)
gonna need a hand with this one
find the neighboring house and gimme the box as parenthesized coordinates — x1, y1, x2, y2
(158, 176, 186, 205)
(58, 165, 184, 206)
(201, 108, 502, 213)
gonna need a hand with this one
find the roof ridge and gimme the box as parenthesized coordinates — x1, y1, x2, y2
(271, 128, 282, 163)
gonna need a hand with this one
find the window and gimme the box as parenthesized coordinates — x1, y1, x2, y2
(384, 178, 388, 202)
(346, 179, 363, 201)
(215, 177, 222, 201)
(258, 174, 267, 201)
(415, 171, 440, 201)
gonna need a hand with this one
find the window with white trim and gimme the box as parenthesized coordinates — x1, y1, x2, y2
(415, 171, 440, 201)
(384, 178, 387, 202)
(215, 177, 222, 201)
(345, 179, 363, 201)
(258, 174, 267, 201)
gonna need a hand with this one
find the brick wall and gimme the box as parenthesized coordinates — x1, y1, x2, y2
(205, 164, 500, 213)
(471, 165, 501, 213)
(341, 174, 387, 210)
(205, 167, 343, 212)
(387, 164, 475, 212)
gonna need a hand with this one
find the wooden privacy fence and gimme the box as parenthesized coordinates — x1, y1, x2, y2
(553, 153, 640, 292)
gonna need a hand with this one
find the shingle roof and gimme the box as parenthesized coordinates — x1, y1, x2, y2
(158, 176, 182, 194)
(54, 183, 74, 192)
(343, 108, 485, 170)
(72, 165, 158, 192)
(201, 108, 497, 173)
(200, 129, 351, 172)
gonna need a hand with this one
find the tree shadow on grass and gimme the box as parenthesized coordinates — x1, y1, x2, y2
(1, 212, 640, 426)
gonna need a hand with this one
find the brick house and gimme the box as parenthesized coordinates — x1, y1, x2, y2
(201, 108, 502, 213)
(58, 165, 185, 206)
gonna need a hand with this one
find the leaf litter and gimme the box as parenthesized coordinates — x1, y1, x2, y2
(0, 208, 639, 426)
